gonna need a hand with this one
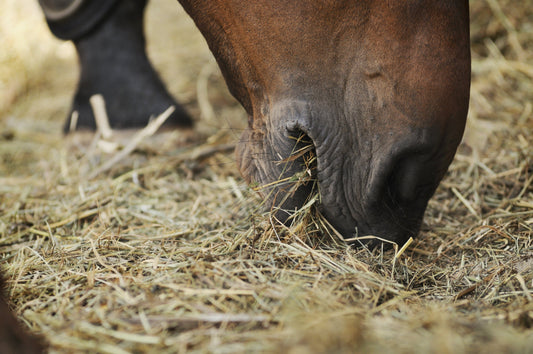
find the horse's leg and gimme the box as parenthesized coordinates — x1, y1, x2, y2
(39, 0, 193, 132)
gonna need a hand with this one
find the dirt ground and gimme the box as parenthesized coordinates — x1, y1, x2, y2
(1, 0, 532, 353)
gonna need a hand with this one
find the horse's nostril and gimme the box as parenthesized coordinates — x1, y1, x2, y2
(286, 128, 318, 183)
(389, 157, 425, 204)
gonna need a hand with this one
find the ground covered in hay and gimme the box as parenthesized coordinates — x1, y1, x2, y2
(1, 0, 532, 353)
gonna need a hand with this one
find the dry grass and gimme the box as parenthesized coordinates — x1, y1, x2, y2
(1, 0, 532, 353)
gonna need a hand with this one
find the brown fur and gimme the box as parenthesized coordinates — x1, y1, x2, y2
(0, 276, 44, 354)
(178, 0, 471, 245)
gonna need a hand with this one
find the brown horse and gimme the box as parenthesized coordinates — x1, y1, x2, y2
(38, 0, 470, 246)
(179, 0, 471, 246)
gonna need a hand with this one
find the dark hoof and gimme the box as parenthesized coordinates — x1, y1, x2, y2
(60, 0, 193, 133)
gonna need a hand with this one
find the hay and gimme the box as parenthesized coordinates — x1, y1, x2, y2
(0, 0, 532, 352)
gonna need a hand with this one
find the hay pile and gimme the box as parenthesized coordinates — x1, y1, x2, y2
(1, 0, 532, 352)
